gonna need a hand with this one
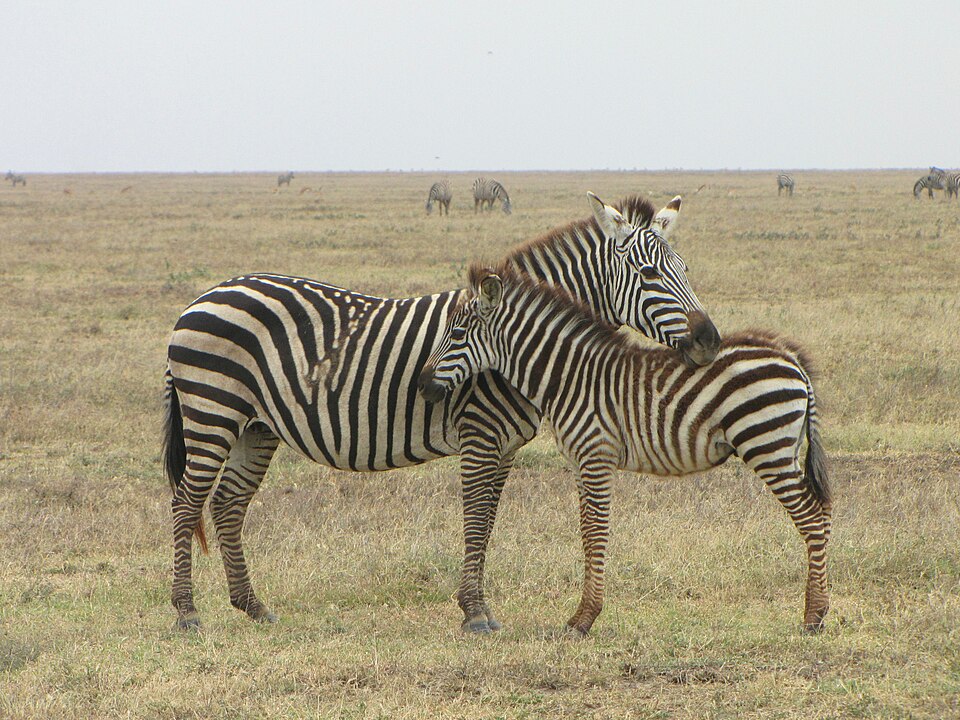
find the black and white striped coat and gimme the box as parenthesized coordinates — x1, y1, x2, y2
(473, 177, 511, 214)
(944, 172, 960, 200)
(277, 171, 294, 187)
(914, 172, 945, 199)
(5, 171, 26, 187)
(420, 265, 831, 636)
(163, 192, 720, 631)
(426, 180, 452, 215)
(777, 173, 794, 196)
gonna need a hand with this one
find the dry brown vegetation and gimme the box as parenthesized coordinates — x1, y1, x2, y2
(1, 171, 958, 718)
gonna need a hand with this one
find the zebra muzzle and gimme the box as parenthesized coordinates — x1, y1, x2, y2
(679, 311, 721, 367)
(418, 369, 448, 404)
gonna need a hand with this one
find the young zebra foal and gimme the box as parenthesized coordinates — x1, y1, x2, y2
(419, 265, 832, 636)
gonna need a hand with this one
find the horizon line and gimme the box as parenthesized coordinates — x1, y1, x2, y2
(3, 167, 938, 176)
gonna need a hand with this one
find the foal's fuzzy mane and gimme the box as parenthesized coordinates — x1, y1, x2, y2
(503, 194, 657, 266)
(466, 261, 642, 357)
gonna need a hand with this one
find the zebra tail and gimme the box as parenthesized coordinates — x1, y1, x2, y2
(162, 366, 209, 554)
(803, 376, 831, 510)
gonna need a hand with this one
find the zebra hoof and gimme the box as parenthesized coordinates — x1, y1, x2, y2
(481, 604, 502, 631)
(462, 617, 492, 634)
(802, 619, 826, 635)
(246, 606, 278, 624)
(563, 623, 590, 639)
(175, 613, 202, 631)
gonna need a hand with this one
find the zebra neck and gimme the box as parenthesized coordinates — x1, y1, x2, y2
(495, 315, 632, 420)
(503, 226, 617, 324)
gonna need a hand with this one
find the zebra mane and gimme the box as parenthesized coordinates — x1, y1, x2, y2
(467, 262, 813, 371)
(467, 261, 638, 356)
(503, 194, 657, 266)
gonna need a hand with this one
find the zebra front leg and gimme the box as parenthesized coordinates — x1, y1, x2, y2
(566, 459, 614, 636)
(209, 423, 280, 624)
(757, 460, 831, 633)
(456, 439, 509, 633)
(473, 450, 517, 631)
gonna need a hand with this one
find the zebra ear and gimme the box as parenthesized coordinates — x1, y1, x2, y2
(652, 195, 681, 241)
(478, 274, 503, 311)
(587, 192, 631, 246)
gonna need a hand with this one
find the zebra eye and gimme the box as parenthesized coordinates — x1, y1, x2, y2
(450, 327, 467, 341)
(640, 265, 660, 280)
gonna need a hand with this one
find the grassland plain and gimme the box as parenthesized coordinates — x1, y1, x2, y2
(0, 170, 958, 719)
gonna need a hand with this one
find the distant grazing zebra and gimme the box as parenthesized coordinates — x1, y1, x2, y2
(419, 264, 831, 635)
(473, 177, 511, 214)
(163, 192, 720, 631)
(426, 180, 452, 215)
(777, 173, 794, 196)
(945, 172, 960, 201)
(277, 171, 294, 187)
(5, 171, 26, 187)
(913, 172, 945, 199)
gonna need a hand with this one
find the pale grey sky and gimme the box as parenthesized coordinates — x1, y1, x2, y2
(3, 1, 958, 172)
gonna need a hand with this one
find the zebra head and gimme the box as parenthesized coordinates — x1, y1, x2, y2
(588, 193, 720, 367)
(418, 276, 503, 403)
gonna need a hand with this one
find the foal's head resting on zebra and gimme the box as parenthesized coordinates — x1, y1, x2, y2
(419, 254, 714, 404)
(585, 192, 720, 366)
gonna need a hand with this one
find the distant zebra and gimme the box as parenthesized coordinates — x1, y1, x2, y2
(913, 172, 945, 199)
(945, 172, 960, 201)
(473, 177, 511, 214)
(777, 173, 794, 196)
(163, 192, 720, 631)
(419, 264, 831, 635)
(426, 180, 452, 215)
(5, 171, 26, 187)
(277, 171, 294, 187)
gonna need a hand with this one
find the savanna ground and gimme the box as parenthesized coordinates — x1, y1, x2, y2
(0, 170, 958, 719)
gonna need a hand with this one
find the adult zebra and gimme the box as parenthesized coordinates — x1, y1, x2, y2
(473, 177, 511, 214)
(777, 173, 794, 196)
(277, 171, 294, 187)
(425, 180, 452, 215)
(419, 262, 831, 635)
(913, 172, 945, 199)
(5, 171, 26, 187)
(943, 172, 960, 201)
(163, 192, 721, 631)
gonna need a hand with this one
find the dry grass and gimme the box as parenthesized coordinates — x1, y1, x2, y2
(1, 171, 958, 718)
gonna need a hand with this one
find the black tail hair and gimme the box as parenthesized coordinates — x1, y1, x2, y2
(162, 368, 208, 553)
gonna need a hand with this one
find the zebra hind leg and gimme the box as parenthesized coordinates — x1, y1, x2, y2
(171, 432, 235, 630)
(209, 422, 281, 623)
(752, 457, 830, 633)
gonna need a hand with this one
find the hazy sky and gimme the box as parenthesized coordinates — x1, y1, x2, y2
(3, 2, 958, 172)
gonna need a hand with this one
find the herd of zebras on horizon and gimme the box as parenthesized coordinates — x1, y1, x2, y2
(913, 166, 960, 200)
(163, 187, 833, 637)
(7, 169, 958, 203)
